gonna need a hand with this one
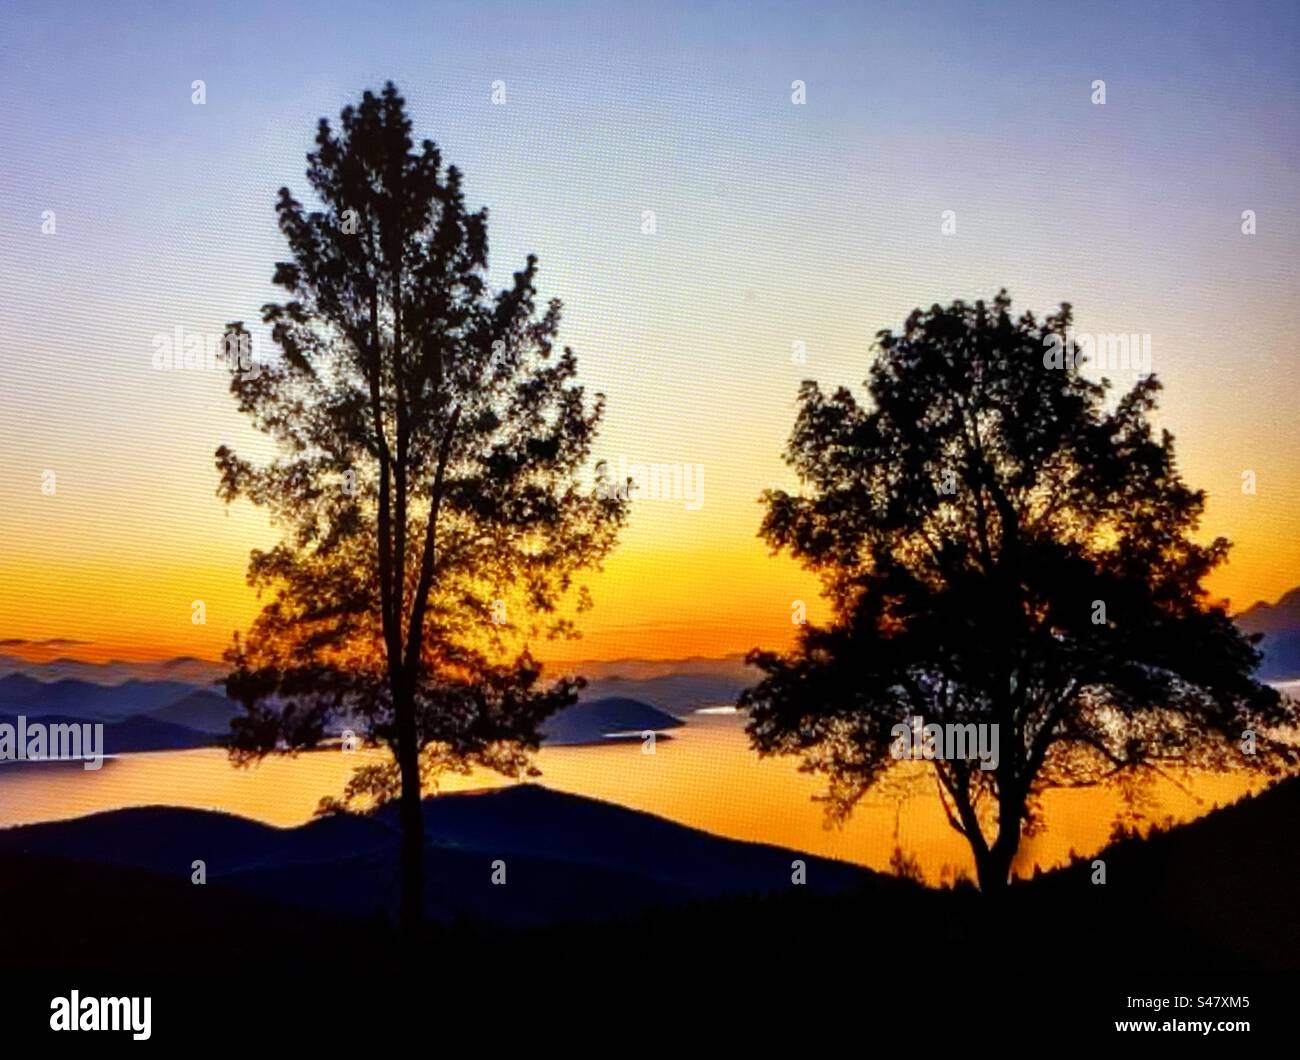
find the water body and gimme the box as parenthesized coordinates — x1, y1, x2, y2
(3, 701, 1291, 885)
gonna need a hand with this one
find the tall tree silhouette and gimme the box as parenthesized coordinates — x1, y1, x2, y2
(743, 292, 1297, 892)
(216, 84, 626, 934)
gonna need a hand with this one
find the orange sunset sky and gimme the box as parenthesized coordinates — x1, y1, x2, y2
(2, 4, 1299, 667)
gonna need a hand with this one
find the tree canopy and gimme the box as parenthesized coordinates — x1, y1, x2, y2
(743, 291, 1296, 891)
(217, 83, 625, 929)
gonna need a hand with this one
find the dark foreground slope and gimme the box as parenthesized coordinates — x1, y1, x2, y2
(0, 785, 870, 953)
(2, 775, 1298, 970)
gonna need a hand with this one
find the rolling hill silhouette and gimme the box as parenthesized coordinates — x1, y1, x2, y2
(0, 786, 868, 930)
(3, 774, 1298, 968)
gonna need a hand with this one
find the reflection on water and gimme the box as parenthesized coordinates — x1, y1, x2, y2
(0, 711, 1281, 884)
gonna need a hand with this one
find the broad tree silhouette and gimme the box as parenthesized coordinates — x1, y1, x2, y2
(216, 84, 625, 935)
(743, 292, 1297, 892)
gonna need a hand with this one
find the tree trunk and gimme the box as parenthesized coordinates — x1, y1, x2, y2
(394, 686, 424, 940)
(975, 801, 1022, 895)
(975, 842, 1016, 894)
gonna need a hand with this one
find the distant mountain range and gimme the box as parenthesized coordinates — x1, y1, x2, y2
(0, 673, 201, 720)
(0, 615, 1294, 760)
(541, 697, 682, 744)
(1236, 587, 1300, 680)
(0, 653, 227, 686)
(0, 670, 690, 756)
(0, 711, 217, 758)
(0, 674, 236, 755)
(581, 671, 751, 715)
(0, 651, 759, 713)
(140, 690, 245, 734)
